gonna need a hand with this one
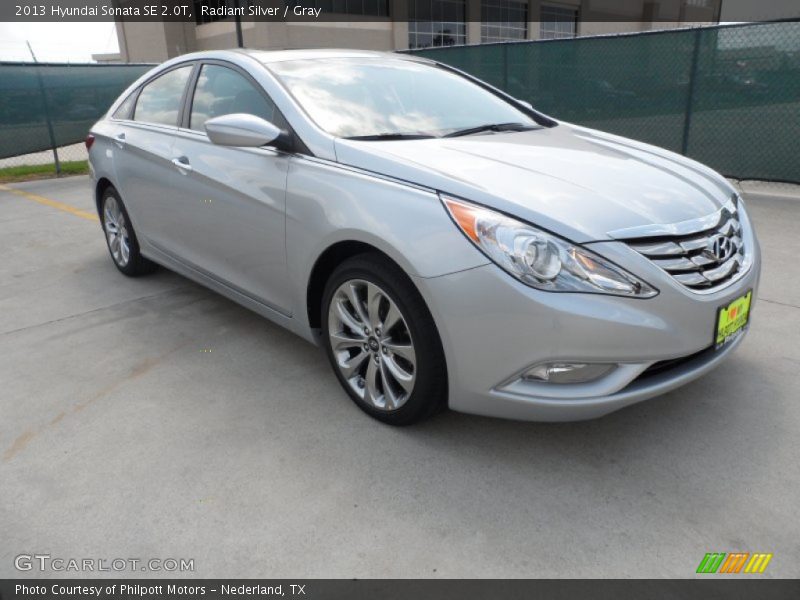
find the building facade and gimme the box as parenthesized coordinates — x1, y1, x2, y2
(115, 0, 726, 63)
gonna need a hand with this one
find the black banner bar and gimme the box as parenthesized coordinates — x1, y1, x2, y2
(2, 0, 799, 23)
(2, 580, 800, 600)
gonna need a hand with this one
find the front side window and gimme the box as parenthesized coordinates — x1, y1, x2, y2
(189, 64, 280, 131)
(408, 0, 466, 49)
(269, 58, 537, 138)
(134, 66, 192, 126)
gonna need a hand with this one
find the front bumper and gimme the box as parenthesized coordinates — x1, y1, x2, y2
(414, 240, 761, 421)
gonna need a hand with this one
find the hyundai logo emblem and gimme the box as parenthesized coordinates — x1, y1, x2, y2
(706, 234, 735, 262)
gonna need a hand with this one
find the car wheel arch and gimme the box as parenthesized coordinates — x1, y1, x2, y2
(306, 240, 416, 331)
(95, 177, 114, 215)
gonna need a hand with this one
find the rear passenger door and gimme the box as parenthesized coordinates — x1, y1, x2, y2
(167, 62, 292, 314)
(110, 64, 194, 252)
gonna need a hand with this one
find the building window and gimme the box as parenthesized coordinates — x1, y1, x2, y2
(540, 4, 578, 39)
(408, 0, 467, 49)
(288, 0, 389, 17)
(481, 0, 527, 43)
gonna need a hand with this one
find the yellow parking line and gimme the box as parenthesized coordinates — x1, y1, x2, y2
(0, 183, 99, 222)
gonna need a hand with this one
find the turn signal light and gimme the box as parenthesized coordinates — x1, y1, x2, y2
(443, 197, 482, 243)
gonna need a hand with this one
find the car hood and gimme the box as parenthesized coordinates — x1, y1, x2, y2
(333, 124, 737, 243)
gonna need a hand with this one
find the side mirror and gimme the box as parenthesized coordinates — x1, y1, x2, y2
(205, 113, 291, 150)
(517, 99, 534, 110)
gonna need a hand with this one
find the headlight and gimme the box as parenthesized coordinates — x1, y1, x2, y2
(442, 195, 658, 298)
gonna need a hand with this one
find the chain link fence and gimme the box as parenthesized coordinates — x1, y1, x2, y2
(409, 21, 800, 186)
(2, 24, 798, 188)
(0, 62, 153, 176)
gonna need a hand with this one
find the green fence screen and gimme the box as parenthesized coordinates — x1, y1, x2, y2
(410, 21, 800, 183)
(0, 63, 153, 160)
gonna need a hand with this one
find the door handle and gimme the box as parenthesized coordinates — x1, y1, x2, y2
(171, 157, 193, 173)
(113, 132, 126, 147)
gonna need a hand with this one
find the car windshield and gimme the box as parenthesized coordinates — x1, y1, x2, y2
(267, 57, 539, 139)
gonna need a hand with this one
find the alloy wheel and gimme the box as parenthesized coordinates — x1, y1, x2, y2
(103, 196, 130, 267)
(327, 279, 417, 411)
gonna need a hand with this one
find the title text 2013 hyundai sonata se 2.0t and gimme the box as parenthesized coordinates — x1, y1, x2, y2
(87, 49, 760, 425)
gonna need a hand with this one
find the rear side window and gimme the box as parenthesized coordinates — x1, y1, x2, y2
(134, 66, 192, 126)
(113, 93, 136, 120)
(189, 64, 286, 132)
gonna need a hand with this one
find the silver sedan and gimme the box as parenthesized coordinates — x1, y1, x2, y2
(88, 49, 760, 424)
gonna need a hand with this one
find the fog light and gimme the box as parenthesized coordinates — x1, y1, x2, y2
(523, 362, 616, 384)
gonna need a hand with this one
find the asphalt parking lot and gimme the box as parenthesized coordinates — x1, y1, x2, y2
(1, 176, 799, 578)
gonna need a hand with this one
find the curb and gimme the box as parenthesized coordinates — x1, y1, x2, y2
(728, 179, 800, 201)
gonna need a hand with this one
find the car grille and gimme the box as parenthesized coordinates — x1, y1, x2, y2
(624, 201, 746, 292)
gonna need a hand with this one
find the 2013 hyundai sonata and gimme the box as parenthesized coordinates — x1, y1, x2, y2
(88, 49, 760, 425)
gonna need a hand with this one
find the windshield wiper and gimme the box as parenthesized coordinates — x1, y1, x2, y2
(344, 133, 437, 141)
(443, 122, 536, 138)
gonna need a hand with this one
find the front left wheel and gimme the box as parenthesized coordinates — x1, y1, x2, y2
(100, 186, 156, 277)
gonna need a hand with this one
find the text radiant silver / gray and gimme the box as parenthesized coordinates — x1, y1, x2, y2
(88, 49, 760, 425)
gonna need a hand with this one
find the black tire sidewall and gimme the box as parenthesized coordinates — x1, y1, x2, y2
(321, 254, 447, 425)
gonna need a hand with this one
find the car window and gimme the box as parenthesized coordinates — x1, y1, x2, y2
(134, 66, 192, 127)
(113, 92, 137, 120)
(190, 64, 285, 132)
(268, 58, 538, 138)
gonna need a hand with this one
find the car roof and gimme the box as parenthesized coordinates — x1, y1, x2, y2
(170, 48, 433, 66)
(154, 49, 435, 75)
(239, 48, 398, 63)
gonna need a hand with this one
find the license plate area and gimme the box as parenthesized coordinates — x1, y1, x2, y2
(715, 290, 752, 349)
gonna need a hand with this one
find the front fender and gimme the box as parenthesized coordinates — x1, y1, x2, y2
(285, 156, 489, 334)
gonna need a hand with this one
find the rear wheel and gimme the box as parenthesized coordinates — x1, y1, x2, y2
(321, 254, 447, 425)
(100, 187, 156, 277)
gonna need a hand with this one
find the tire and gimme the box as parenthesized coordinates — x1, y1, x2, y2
(100, 186, 157, 277)
(321, 253, 447, 425)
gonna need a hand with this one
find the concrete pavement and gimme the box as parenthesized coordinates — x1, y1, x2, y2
(1, 176, 798, 578)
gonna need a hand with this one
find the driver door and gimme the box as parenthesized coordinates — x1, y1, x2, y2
(166, 62, 292, 314)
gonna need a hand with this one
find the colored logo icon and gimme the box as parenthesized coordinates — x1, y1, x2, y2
(697, 552, 773, 574)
